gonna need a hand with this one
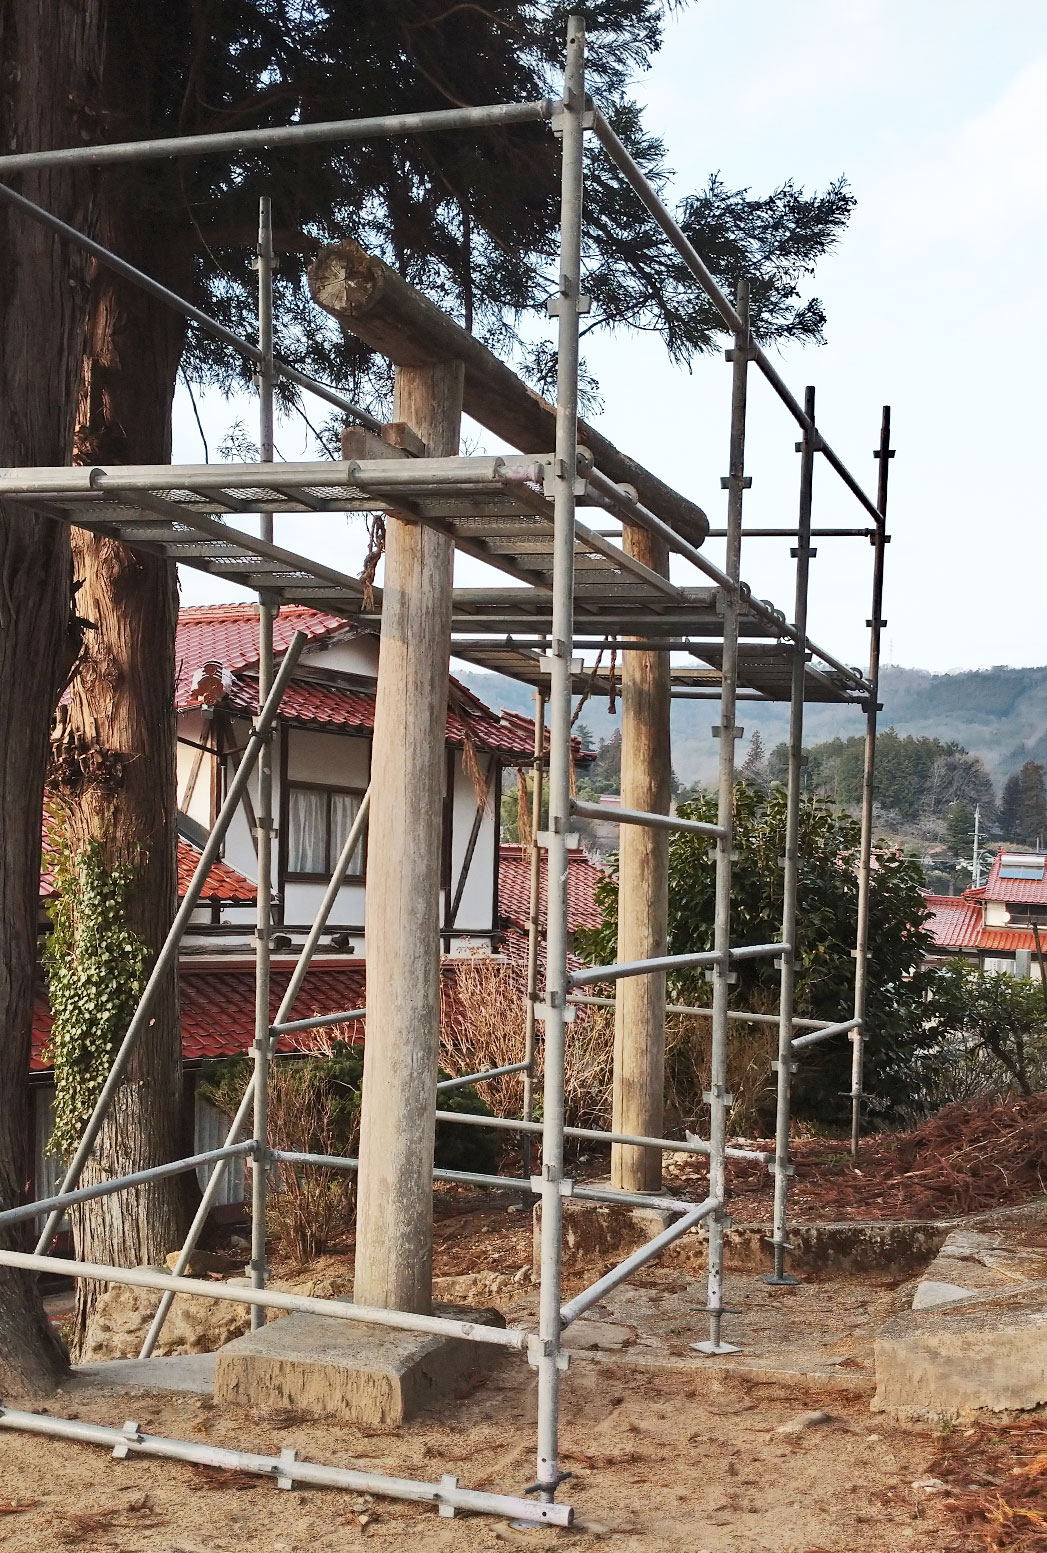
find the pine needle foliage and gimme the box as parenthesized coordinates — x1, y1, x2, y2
(120, 1, 854, 432)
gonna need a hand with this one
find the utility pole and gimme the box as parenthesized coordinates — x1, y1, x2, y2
(971, 803, 981, 889)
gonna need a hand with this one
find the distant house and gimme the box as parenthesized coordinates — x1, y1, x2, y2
(31, 604, 592, 1214)
(924, 849, 1047, 974)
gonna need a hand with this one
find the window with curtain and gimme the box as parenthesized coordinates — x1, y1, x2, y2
(286, 784, 366, 879)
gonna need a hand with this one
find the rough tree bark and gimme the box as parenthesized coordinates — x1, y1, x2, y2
(55, 228, 192, 1360)
(0, 0, 104, 1394)
(49, 22, 193, 1355)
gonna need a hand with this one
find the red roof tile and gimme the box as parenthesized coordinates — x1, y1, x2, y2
(176, 841, 256, 903)
(40, 811, 255, 904)
(32, 961, 368, 1072)
(924, 894, 982, 950)
(498, 844, 607, 936)
(983, 850, 1047, 905)
(923, 893, 1042, 956)
(219, 673, 547, 760)
(175, 604, 350, 702)
(31, 959, 492, 1072)
(976, 927, 1039, 953)
(176, 603, 592, 764)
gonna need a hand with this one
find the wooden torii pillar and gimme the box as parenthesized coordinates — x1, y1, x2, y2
(310, 240, 700, 1299)
(612, 528, 671, 1194)
(351, 363, 463, 1315)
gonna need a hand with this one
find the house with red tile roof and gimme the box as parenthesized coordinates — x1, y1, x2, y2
(31, 604, 592, 1212)
(174, 604, 582, 952)
(923, 849, 1047, 974)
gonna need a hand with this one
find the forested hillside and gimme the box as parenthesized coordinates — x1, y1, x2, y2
(460, 662, 1047, 790)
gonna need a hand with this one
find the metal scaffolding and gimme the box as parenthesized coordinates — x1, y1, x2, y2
(0, 14, 892, 1526)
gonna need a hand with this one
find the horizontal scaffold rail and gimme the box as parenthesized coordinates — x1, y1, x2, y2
(274, 1150, 702, 1215)
(0, 1248, 530, 1351)
(569, 993, 846, 1031)
(570, 798, 725, 838)
(0, 1142, 257, 1230)
(0, 99, 556, 173)
(568, 941, 788, 988)
(270, 1008, 366, 1036)
(0, 1406, 572, 1526)
(791, 1016, 862, 1051)
(433, 1107, 773, 1165)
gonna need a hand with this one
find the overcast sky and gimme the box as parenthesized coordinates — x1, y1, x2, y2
(173, 0, 1047, 675)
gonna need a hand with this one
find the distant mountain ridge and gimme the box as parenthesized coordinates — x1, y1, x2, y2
(458, 663, 1047, 789)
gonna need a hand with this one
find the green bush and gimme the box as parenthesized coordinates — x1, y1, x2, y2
(576, 780, 939, 1127)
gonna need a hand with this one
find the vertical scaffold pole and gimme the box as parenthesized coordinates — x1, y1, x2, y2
(850, 405, 893, 1159)
(250, 194, 277, 1327)
(521, 687, 546, 1180)
(766, 385, 816, 1286)
(694, 279, 750, 1358)
(534, 12, 585, 1504)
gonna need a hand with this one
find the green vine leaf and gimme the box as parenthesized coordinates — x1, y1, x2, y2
(42, 808, 148, 1161)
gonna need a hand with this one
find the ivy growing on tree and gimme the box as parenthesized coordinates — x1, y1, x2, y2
(41, 822, 148, 1160)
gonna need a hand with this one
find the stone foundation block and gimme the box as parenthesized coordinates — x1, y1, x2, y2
(214, 1303, 505, 1426)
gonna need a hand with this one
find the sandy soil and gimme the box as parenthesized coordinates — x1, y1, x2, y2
(0, 1356, 951, 1553)
(7, 1163, 1043, 1551)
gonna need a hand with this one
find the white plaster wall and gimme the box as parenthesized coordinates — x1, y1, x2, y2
(176, 708, 217, 830)
(444, 750, 498, 934)
(286, 727, 370, 786)
(985, 899, 1009, 927)
(299, 633, 380, 678)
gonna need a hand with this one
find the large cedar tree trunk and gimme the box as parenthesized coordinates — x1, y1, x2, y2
(0, 0, 104, 1393)
(49, 15, 194, 1355)
(56, 233, 192, 1357)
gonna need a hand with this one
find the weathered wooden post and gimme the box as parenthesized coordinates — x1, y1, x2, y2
(611, 527, 671, 1193)
(352, 360, 464, 1315)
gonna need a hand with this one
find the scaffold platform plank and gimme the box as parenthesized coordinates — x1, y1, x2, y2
(0, 456, 865, 704)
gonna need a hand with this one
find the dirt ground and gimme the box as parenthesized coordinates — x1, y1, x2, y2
(0, 1251, 1010, 1553)
(0, 1352, 955, 1553)
(7, 1096, 1047, 1552)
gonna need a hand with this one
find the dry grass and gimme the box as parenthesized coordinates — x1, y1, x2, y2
(443, 953, 777, 1140)
(441, 953, 613, 1130)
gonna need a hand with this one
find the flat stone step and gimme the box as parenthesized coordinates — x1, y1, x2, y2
(73, 1353, 218, 1394)
(874, 1278, 1047, 1420)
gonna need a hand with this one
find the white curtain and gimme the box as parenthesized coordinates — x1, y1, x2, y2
(288, 787, 328, 873)
(331, 789, 365, 875)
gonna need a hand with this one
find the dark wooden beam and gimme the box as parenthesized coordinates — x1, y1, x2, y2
(308, 240, 709, 548)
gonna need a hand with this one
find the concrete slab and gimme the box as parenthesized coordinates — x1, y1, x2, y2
(560, 1319, 636, 1352)
(213, 1304, 506, 1426)
(72, 1353, 218, 1394)
(543, 1200, 949, 1283)
(874, 1278, 1047, 1420)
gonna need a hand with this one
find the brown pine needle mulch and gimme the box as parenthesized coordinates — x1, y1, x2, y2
(930, 1420, 1047, 1552)
(668, 1094, 1047, 1223)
